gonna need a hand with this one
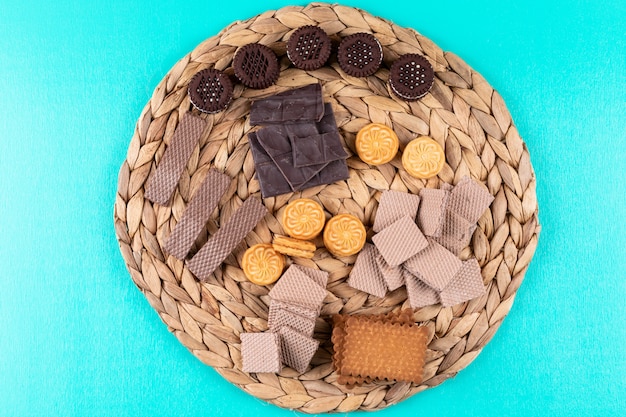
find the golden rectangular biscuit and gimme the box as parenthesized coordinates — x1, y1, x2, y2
(339, 315, 428, 384)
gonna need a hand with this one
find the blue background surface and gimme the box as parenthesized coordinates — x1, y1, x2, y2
(0, 1, 624, 416)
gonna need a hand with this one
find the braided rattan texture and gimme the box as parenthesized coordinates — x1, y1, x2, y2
(113, 3, 540, 413)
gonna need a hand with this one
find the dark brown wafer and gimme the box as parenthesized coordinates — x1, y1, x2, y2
(287, 26, 332, 71)
(337, 33, 383, 77)
(144, 113, 206, 205)
(187, 197, 268, 280)
(440, 258, 486, 307)
(233, 43, 279, 89)
(404, 238, 462, 291)
(241, 332, 282, 373)
(188, 68, 234, 113)
(163, 169, 231, 259)
(389, 53, 434, 101)
(249, 83, 324, 125)
(372, 216, 428, 266)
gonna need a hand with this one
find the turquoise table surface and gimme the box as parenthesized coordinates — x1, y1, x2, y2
(0, 0, 624, 416)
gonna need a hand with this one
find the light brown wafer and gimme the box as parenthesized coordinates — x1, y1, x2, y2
(270, 299, 318, 321)
(268, 302, 316, 336)
(372, 190, 421, 233)
(404, 238, 462, 291)
(340, 316, 428, 384)
(144, 113, 206, 205)
(292, 265, 329, 289)
(447, 177, 494, 223)
(417, 188, 449, 237)
(432, 209, 476, 255)
(240, 332, 282, 374)
(187, 197, 268, 280)
(269, 265, 327, 311)
(404, 270, 440, 308)
(278, 326, 319, 373)
(372, 215, 428, 266)
(440, 258, 486, 307)
(375, 252, 405, 291)
(163, 169, 231, 259)
(346, 243, 388, 298)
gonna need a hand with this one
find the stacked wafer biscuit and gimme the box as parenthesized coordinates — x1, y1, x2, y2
(348, 177, 494, 308)
(241, 265, 328, 374)
(331, 310, 428, 386)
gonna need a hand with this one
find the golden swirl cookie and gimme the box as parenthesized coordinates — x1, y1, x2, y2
(282, 198, 326, 240)
(241, 244, 285, 285)
(355, 123, 399, 165)
(402, 136, 445, 179)
(272, 236, 316, 259)
(323, 214, 367, 257)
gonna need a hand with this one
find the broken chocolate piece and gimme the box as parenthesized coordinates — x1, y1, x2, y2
(248, 132, 293, 198)
(291, 131, 348, 167)
(249, 84, 324, 125)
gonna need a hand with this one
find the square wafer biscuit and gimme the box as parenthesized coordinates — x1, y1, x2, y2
(278, 326, 319, 373)
(432, 209, 476, 255)
(440, 258, 486, 307)
(241, 332, 282, 373)
(404, 270, 440, 308)
(372, 190, 421, 233)
(293, 265, 329, 289)
(375, 252, 405, 291)
(404, 238, 462, 291)
(447, 177, 494, 223)
(269, 265, 327, 311)
(339, 316, 428, 384)
(268, 302, 316, 336)
(417, 188, 449, 237)
(372, 215, 428, 266)
(346, 243, 388, 298)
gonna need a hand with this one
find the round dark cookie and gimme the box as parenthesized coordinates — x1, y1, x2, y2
(337, 33, 383, 77)
(188, 68, 234, 113)
(233, 43, 280, 89)
(389, 53, 434, 101)
(286, 26, 332, 71)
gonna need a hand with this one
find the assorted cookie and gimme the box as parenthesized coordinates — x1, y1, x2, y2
(355, 123, 399, 166)
(188, 68, 234, 113)
(337, 32, 383, 77)
(242, 244, 285, 285)
(286, 25, 332, 71)
(323, 213, 366, 257)
(389, 53, 434, 100)
(402, 136, 445, 179)
(233, 43, 280, 89)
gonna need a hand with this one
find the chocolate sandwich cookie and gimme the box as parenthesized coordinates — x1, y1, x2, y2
(188, 68, 234, 113)
(287, 26, 332, 71)
(337, 32, 382, 77)
(389, 53, 434, 101)
(233, 43, 280, 89)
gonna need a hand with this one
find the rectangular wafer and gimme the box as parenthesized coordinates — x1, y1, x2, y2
(447, 177, 494, 223)
(440, 258, 486, 307)
(269, 265, 327, 311)
(404, 238, 462, 291)
(241, 332, 282, 373)
(163, 169, 231, 259)
(346, 243, 388, 298)
(373, 190, 421, 233)
(404, 270, 440, 308)
(187, 197, 268, 280)
(417, 188, 449, 237)
(278, 325, 319, 373)
(145, 113, 206, 205)
(372, 215, 428, 266)
(268, 301, 316, 336)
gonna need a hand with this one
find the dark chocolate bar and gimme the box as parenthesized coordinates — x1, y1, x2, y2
(249, 84, 324, 125)
(248, 132, 294, 198)
(291, 131, 349, 167)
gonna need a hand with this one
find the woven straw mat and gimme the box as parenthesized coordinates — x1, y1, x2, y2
(113, 3, 540, 413)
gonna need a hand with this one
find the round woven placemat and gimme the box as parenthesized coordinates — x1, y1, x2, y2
(114, 3, 540, 413)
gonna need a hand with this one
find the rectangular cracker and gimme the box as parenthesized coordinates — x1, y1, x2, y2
(278, 326, 319, 373)
(404, 238, 462, 291)
(372, 190, 421, 233)
(241, 332, 282, 373)
(346, 243, 388, 298)
(440, 258, 486, 307)
(339, 316, 428, 384)
(163, 169, 231, 259)
(145, 113, 206, 205)
(417, 188, 449, 237)
(372, 215, 428, 266)
(187, 197, 268, 280)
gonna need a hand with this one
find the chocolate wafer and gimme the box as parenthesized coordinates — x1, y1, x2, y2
(346, 243, 388, 298)
(440, 258, 486, 307)
(375, 252, 405, 291)
(404, 238, 462, 291)
(372, 216, 428, 266)
(417, 188, 449, 237)
(278, 326, 319, 373)
(188, 68, 234, 114)
(268, 302, 316, 336)
(432, 209, 476, 255)
(447, 177, 494, 223)
(373, 190, 421, 233)
(337, 33, 383, 77)
(187, 197, 268, 280)
(287, 26, 332, 71)
(404, 270, 440, 308)
(163, 169, 231, 259)
(269, 265, 327, 311)
(144, 113, 206, 205)
(241, 332, 282, 373)
(389, 53, 434, 101)
(249, 84, 324, 125)
(292, 265, 329, 289)
(233, 43, 279, 89)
